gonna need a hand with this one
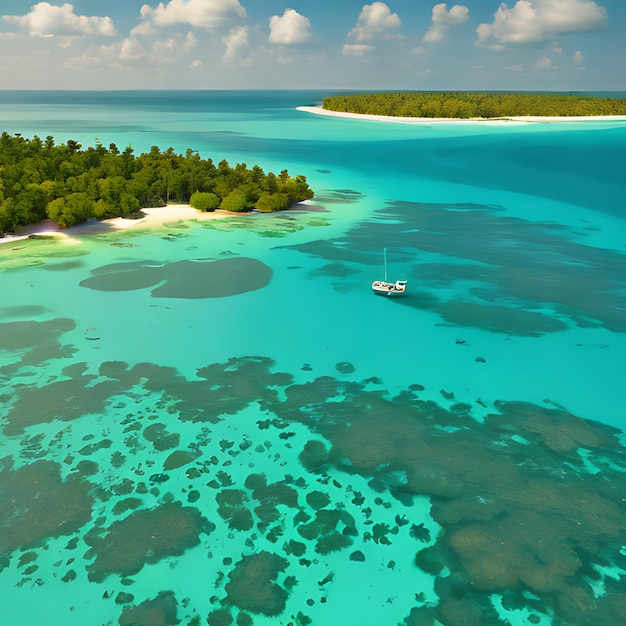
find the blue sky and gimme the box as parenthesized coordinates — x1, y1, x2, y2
(0, 1, 624, 90)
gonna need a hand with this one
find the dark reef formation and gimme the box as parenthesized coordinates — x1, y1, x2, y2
(1, 350, 624, 624)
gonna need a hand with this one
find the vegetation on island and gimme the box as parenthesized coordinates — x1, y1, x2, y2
(0, 132, 314, 234)
(323, 92, 626, 119)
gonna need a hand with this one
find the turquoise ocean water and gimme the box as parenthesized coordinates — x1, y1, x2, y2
(1, 91, 625, 625)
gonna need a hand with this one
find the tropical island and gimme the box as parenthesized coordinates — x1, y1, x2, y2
(0, 132, 314, 235)
(322, 92, 626, 119)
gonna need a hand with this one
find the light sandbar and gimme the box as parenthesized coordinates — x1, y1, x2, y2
(0, 204, 246, 246)
(297, 106, 626, 126)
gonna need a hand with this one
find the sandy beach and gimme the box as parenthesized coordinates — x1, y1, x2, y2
(297, 105, 626, 126)
(0, 204, 244, 246)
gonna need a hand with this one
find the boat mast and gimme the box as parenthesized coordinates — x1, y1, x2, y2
(384, 247, 387, 282)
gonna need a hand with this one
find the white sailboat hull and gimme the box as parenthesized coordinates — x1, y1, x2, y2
(372, 280, 407, 296)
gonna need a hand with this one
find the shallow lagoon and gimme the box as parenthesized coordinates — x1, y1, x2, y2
(0, 91, 625, 625)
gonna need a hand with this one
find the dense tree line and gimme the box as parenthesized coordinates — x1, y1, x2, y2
(323, 92, 626, 119)
(0, 133, 314, 233)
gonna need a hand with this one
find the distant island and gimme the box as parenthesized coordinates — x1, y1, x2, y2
(322, 92, 626, 119)
(0, 132, 314, 234)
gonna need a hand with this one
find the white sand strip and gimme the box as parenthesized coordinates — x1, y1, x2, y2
(297, 106, 626, 126)
(89, 204, 248, 231)
(0, 204, 245, 246)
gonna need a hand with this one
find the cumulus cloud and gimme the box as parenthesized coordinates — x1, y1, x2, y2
(120, 38, 145, 61)
(573, 49, 584, 63)
(349, 2, 401, 41)
(268, 9, 312, 45)
(222, 25, 251, 65)
(477, 0, 608, 48)
(4, 2, 116, 37)
(342, 43, 376, 56)
(130, 21, 156, 36)
(423, 3, 470, 43)
(138, 0, 246, 31)
(100, 33, 199, 65)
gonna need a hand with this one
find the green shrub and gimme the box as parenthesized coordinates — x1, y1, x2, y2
(190, 191, 220, 212)
(220, 189, 248, 212)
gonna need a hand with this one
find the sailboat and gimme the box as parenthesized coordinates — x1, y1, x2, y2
(372, 248, 407, 296)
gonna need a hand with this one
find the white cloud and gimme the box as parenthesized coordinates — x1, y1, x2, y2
(190, 59, 203, 68)
(477, 0, 608, 48)
(138, 0, 246, 30)
(342, 43, 376, 56)
(151, 38, 177, 63)
(222, 25, 251, 64)
(535, 55, 557, 68)
(183, 31, 197, 53)
(348, 2, 401, 41)
(4, 2, 116, 38)
(268, 9, 312, 45)
(130, 21, 156, 36)
(120, 38, 145, 61)
(505, 63, 525, 71)
(423, 3, 469, 43)
(99, 36, 166, 64)
(573, 49, 584, 63)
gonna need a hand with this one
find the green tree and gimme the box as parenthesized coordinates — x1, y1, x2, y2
(0, 132, 314, 230)
(97, 175, 126, 207)
(119, 192, 140, 216)
(323, 92, 626, 119)
(280, 175, 314, 203)
(13, 184, 49, 224)
(46, 193, 94, 228)
(220, 189, 248, 212)
(93, 199, 117, 220)
(256, 192, 289, 212)
(0, 198, 19, 234)
(190, 191, 220, 212)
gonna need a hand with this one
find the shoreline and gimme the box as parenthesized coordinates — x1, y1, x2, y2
(0, 204, 246, 246)
(297, 105, 626, 126)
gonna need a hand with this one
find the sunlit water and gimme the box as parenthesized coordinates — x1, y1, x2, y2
(1, 91, 625, 626)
